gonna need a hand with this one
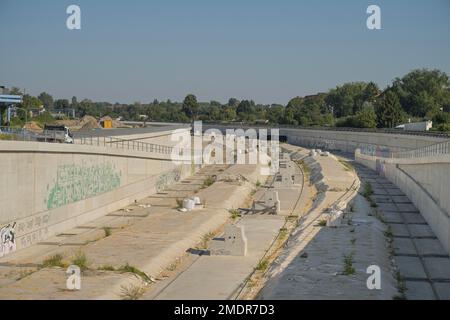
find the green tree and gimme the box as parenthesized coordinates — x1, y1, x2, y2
(71, 96, 78, 107)
(391, 69, 450, 117)
(325, 82, 377, 117)
(375, 91, 404, 128)
(22, 94, 42, 109)
(354, 105, 377, 128)
(182, 94, 199, 120)
(38, 92, 54, 109)
(54, 99, 70, 110)
(236, 100, 256, 121)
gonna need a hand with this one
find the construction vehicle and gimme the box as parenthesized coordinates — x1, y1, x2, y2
(37, 124, 74, 143)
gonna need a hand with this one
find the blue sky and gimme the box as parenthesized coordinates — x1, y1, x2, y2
(1, 0, 450, 104)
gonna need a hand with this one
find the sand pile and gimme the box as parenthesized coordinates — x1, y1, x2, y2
(24, 121, 43, 133)
(112, 120, 132, 128)
(55, 119, 80, 127)
(79, 115, 100, 131)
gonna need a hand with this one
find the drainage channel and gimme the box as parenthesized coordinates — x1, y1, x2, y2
(352, 163, 450, 300)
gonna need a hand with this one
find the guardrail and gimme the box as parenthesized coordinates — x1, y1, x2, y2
(0, 126, 178, 156)
(0, 126, 38, 141)
(391, 140, 450, 159)
(359, 139, 450, 159)
(74, 134, 175, 155)
(201, 122, 450, 138)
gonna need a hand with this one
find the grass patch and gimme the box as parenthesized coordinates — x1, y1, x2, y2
(98, 265, 116, 271)
(118, 263, 152, 283)
(119, 284, 146, 300)
(255, 180, 261, 188)
(103, 227, 112, 237)
(16, 269, 36, 280)
(71, 251, 89, 271)
(229, 209, 241, 220)
(317, 219, 327, 227)
(202, 176, 215, 188)
(256, 259, 269, 272)
(42, 254, 67, 268)
(0, 134, 16, 141)
(166, 262, 178, 272)
(279, 228, 288, 240)
(393, 271, 407, 300)
(384, 226, 393, 239)
(362, 182, 374, 198)
(343, 253, 356, 275)
(198, 232, 215, 249)
(297, 160, 311, 176)
(339, 160, 354, 172)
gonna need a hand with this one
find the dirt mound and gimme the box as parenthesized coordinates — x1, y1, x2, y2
(24, 121, 43, 133)
(112, 120, 132, 128)
(79, 116, 100, 131)
(55, 119, 80, 127)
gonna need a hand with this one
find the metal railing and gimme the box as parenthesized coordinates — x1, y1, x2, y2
(0, 126, 39, 141)
(360, 139, 450, 159)
(202, 122, 450, 139)
(74, 134, 175, 155)
(391, 140, 450, 159)
(0, 126, 177, 156)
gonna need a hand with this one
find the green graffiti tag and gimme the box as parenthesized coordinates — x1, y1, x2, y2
(156, 168, 181, 193)
(46, 162, 121, 210)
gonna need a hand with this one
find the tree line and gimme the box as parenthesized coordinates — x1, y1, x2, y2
(6, 68, 450, 131)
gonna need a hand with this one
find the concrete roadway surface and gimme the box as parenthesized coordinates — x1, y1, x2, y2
(73, 123, 189, 138)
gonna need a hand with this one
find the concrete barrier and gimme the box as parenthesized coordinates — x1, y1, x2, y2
(355, 149, 450, 254)
(0, 140, 198, 257)
(202, 124, 447, 154)
(281, 128, 446, 154)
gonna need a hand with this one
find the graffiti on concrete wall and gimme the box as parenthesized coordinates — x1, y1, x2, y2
(16, 212, 50, 249)
(376, 159, 386, 177)
(156, 168, 181, 192)
(46, 162, 121, 210)
(0, 222, 16, 257)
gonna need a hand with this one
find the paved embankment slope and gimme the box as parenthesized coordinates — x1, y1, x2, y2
(0, 164, 262, 299)
(258, 148, 400, 300)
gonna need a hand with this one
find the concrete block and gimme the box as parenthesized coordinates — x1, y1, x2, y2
(381, 212, 404, 224)
(408, 225, 435, 238)
(211, 225, 248, 256)
(378, 203, 398, 212)
(434, 283, 450, 300)
(253, 190, 280, 214)
(414, 239, 447, 256)
(389, 224, 409, 237)
(393, 238, 418, 255)
(402, 213, 427, 224)
(396, 203, 419, 212)
(395, 256, 427, 279)
(405, 281, 436, 300)
(422, 257, 450, 280)
(326, 210, 343, 227)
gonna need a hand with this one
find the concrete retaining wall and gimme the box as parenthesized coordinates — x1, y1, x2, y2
(202, 124, 446, 155)
(0, 140, 197, 257)
(281, 128, 445, 154)
(355, 150, 450, 254)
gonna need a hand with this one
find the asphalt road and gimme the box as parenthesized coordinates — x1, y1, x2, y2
(73, 124, 190, 138)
